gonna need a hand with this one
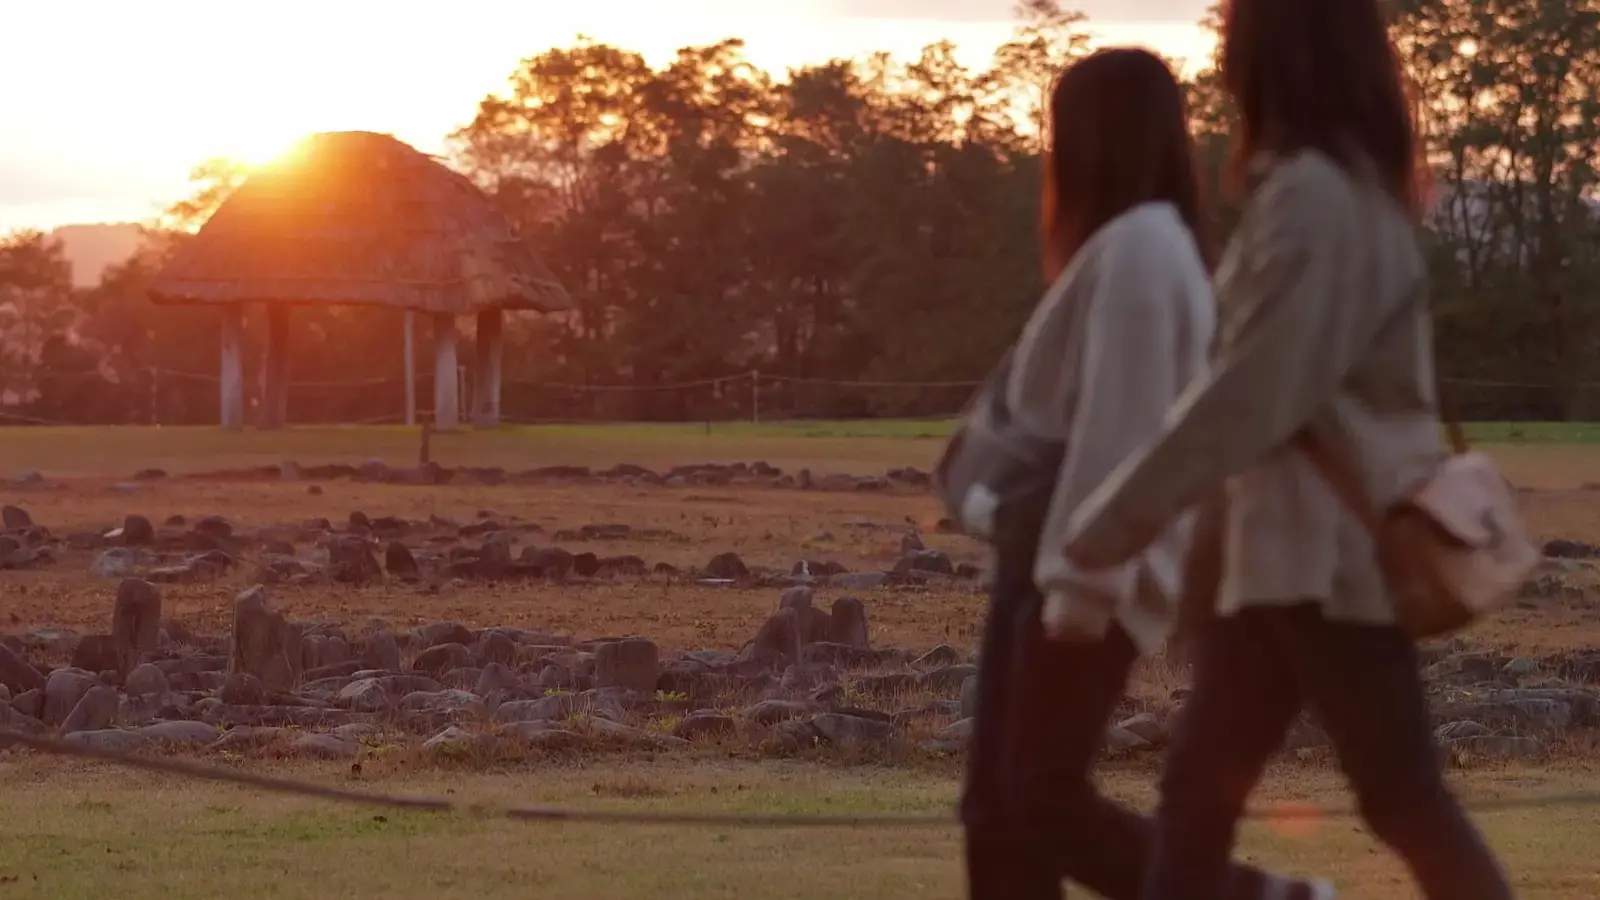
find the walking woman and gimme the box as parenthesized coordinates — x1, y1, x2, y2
(956, 47, 1332, 900)
(1057, 3, 1514, 900)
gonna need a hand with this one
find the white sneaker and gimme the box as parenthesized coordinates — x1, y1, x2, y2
(1308, 879, 1337, 900)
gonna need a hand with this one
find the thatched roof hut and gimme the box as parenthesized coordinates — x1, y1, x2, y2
(148, 131, 570, 431)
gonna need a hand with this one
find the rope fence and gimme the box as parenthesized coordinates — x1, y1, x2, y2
(3, 726, 1599, 828)
(4, 368, 1600, 428)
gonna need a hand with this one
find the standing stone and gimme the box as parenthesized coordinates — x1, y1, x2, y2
(228, 586, 297, 692)
(829, 596, 870, 649)
(111, 579, 161, 675)
(595, 639, 660, 693)
(384, 542, 419, 580)
(740, 609, 803, 668)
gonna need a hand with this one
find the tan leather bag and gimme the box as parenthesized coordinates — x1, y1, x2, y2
(1294, 414, 1539, 639)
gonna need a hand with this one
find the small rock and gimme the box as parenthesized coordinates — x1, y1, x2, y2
(289, 732, 361, 760)
(124, 663, 170, 697)
(1, 505, 32, 530)
(61, 685, 120, 734)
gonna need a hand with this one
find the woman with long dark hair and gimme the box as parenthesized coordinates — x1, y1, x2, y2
(1058, 3, 1514, 899)
(957, 47, 1332, 900)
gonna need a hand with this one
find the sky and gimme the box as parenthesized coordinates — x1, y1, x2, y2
(0, 0, 1214, 233)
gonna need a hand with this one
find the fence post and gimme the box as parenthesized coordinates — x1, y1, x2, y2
(750, 371, 760, 426)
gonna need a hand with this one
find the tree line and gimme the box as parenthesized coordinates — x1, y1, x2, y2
(1, 0, 1596, 425)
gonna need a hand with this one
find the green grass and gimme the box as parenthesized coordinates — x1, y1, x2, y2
(0, 420, 1594, 479)
(0, 759, 1593, 899)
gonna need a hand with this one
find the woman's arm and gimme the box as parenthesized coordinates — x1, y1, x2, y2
(1032, 219, 1210, 638)
(1062, 156, 1396, 569)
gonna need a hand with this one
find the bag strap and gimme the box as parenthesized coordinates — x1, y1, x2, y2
(1293, 283, 1468, 534)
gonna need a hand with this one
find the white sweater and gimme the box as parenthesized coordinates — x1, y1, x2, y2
(1006, 201, 1215, 655)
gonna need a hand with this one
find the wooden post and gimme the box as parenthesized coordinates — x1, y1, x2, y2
(473, 309, 504, 429)
(402, 311, 416, 427)
(219, 305, 244, 431)
(261, 305, 289, 430)
(433, 313, 459, 431)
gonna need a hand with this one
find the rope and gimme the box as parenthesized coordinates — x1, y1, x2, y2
(5, 727, 1599, 827)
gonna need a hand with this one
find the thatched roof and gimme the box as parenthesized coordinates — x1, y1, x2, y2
(149, 131, 571, 314)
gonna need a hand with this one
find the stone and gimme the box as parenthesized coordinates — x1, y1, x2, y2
(477, 631, 517, 668)
(1116, 712, 1168, 747)
(63, 729, 156, 754)
(111, 578, 162, 675)
(124, 663, 170, 698)
(594, 639, 660, 693)
(741, 609, 803, 668)
(120, 514, 155, 547)
(1, 505, 32, 530)
(219, 672, 267, 706)
(228, 587, 298, 692)
(290, 732, 361, 760)
(959, 675, 979, 720)
(744, 699, 812, 726)
(328, 535, 382, 584)
(136, 721, 222, 746)
(44, 670, 99, 725)
(812, 712, 895, 748)
(828, 596, 870, 648)
(0, 643, 45, 694)
(412, 642, 473, 676)
(384, 542, 419, 580)
(672, 711, 736, 740)
(704, 552, 749, 580)
(361, 631, 401, 671)
(69, 634, 119, 674)
(61, 685, 120, 734)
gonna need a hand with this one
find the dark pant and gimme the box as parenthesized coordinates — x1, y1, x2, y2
(1140, 604, 1514, 900)
(960, 551, 1302, 900)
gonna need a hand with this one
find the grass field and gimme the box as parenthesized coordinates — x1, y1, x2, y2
(1, 422, 1598, 898)
(4, 419, 1600, 478)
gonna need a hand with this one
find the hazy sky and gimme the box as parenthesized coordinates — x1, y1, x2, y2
(1, 0, 1213, 232)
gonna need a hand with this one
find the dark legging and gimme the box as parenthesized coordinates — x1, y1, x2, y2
(960, 543, 1321, 899)
(1139, 604, 1513, 900)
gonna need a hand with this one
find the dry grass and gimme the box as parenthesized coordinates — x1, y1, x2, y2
(3, 425, 1600, 897)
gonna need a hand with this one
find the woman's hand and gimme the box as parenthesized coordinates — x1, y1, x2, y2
(1041, 590, 1113, 643)
(1062, 516, 1167, 570)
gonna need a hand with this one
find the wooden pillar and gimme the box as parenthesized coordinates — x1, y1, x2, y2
(473, 309, 503, 429)
(219, 305, 244, 431)
(433, 313, 459, 431)
(402, 311, 417, 427)
(261, 305, 289, 430)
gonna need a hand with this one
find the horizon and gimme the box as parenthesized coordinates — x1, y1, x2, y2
(1, 0, 1213, 234)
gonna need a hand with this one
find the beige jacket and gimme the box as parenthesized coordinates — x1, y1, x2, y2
(1062, 150, 1445, 625)
(1007, 201, 1215, 655)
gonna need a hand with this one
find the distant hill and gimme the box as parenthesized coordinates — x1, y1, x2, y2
(49, 222, 145, 287)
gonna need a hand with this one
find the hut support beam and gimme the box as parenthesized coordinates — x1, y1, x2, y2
(219, 305, 244, 431)
(433, 313, 459, 431)
(261, 306, 289, 430)
(403, 311, 416, 427)
(473, 309, 504, 429)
